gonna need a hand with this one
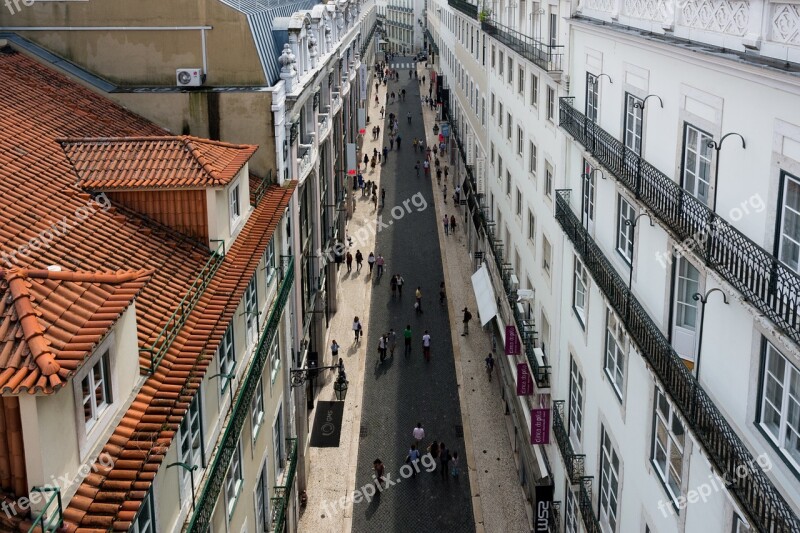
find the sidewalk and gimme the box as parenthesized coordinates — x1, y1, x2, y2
(420, 68, 531, 533)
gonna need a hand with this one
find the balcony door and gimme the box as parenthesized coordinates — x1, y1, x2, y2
(585, 73, 599, 122)
(624, 94, 643, 156)
(682, 123, 714, 206)
(582, 159, 596, 234)
(672, 257, 701, 363)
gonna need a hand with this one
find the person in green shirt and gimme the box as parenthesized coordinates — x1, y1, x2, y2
(403, 324, 412, 356)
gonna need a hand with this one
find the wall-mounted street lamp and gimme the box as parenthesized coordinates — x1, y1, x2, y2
(624, 212, 654, 289)
(166, 462, 199, 511)
(633, 94, 663, 110)
(691, 288, 729, 381)
(290, 358, 348, 400)
(706, 132, 746, 212)
(589, 73, 613, 85)
(209, 372, 235, 415)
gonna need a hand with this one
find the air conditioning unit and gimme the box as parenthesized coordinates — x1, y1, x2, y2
(176, 68, 204, 87)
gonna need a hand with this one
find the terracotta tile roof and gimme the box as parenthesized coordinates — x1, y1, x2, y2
(0, 269, 152, 394)
(59, 182, 296, 532)
(59, 136, 258, 190)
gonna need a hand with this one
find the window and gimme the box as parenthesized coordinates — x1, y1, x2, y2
(218, 324, 235, 393)
(81, 353, 111, 432)
(545, 163, 553, 198)
(528, 211, 535, 242)
(569, 357, 584, 442)
(506, 171, 512, 196)
(178, 391, 203, 488)
(517, 126, 524, 156)
(530, 143, 538, 175)
(481, 97, 486, 125)
(624, 94, 644, 155)
(499, 51, 504, 75)
(586, 73, 599, 121)
(682, 124, 713, 205)
(498, 156, 503, 182)
(491, 44, 496, 68)
(530, 74, 539, 107)
(264, 237, 277, 285)
(506, 113, 512, 140)
(245, 275, 258, 345)
(490, 92, 496, 117)
(251, 376, 265, 440)
(674, 258, 700, 334)
(565, 484, 578, 533)
(546, 86, 555, 121)
(225, 440, 244, 517)
(508, 57, 513, 84)
(273, 406, 286, 480)
(518, 67, 525, 94)
(573, 256, 589, 325)
(732, 515, 751, 533)
(599, 426, 621, 532)
(759, 340, 800, 468)
(616, 196, 635, 264)
(605, 310, 628, 399)
(491, 142, 495, 165)
(230, 183, 241, 226)
(549, 12, 558, 47)
(255, 464, 270, 533)
(652, 386, 685, 501)
(269, 338, 280, 383)
(583, 160, 596, 230)
(499, 102, 504, 128)
(778, 171, 800, 272)
(132, 490, 156, 533)
(516, 189, 522, 216)
(542, 236, 552, 275)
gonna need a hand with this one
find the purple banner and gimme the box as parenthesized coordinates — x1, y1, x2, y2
(516, 363, 534, 396)
(531, 408, 550, 445)
(504, 325, 521, 355)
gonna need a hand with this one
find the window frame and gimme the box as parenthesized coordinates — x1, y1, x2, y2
(569, 355, 585, 443)
(178, 389, 205, 490)
(651, 385, 686, 503)
(517, 126, 524, 156)
(530, 73, 539, 108)
(542, 236, 552, 276)
(132, 489, 157, 533)
(573, 256, 589, 327)
(758, 339, 800, 471)
(624, 93, 644, 155)
(616, 195, 636, 264)
(776, 170, 800, 273)
(264, 237, 277, 286)
(80, 352, 112, 434)
(529, 142, 538, 175)
(245, 274, 258, 346)
(546, 86, 555, 122)
(586, 73, 599, 122)
(254, 460, 270, 533)
(599, 426, 621, 532)
(516, 188, 522, 216)
(225, 439, 244, 518)
(681, 123, 714, 205)
(269, 337, 281, 384)
(604, 310, 628, 401)
(229, 182, 242, 228)
(251, 376, 266, 441)
(528, 210, 536, 243)
(518, 66, 525, 95)
(545, 162, 553, 198)
(273, 406, 286, 481)
(218, 324, 236, 394)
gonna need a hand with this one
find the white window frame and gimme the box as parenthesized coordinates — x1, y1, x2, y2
(229, 182, 242, 228)
(516, 189, 522, 216)
(616, 195, 636, 264)
(586, 73, 599, 122)
(652, 386, 686, 502)
(517, 126, 524, 156)
(759, 340, 800, 469)
(269, 338, 281, 383)
(81, 353, 111, 433)
(604, 310, 628, 400)
(218, 324, 236, 394)
(599, 426, 621, 532)
(273, 406, 286, 481)
(778, 171, 800, 273)
(225, 439, 244, 518)
(264, 237, 277, 286)
(682, 123, 713, 205)
(132, 489, 156, 533)
(499, 102, 504, 128)
(518, 66, 525, 94)
(178, 390, 204, 491)
(624, 93, 644, 155)
(528, 210, 536, 243)
(254, 460, 270, 532)
(506, 171, 512, 196)
(507, 56, 513, 84)
(545, 162, 553, 198)
(547, 86, 555, 122)
(530, 142, 538, 175)
(565, 485, 578, 533)
(542, 236, 552, 276)
(506, 113, 512, 140)
(251, 376, 265, 441)
(569, 356, 584, 443)
(245, 274, 258, 346)
(531, 73, 539, 108)
(573, 256, 589, 326)
(73, 337, 117, 458)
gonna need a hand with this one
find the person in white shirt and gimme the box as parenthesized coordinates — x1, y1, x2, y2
(412, 423, 425, 447)
(422, 330, 432, 361)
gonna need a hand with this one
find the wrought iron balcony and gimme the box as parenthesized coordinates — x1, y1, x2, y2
(559, 97, 800, 349)
(28, 487, 62, 533)
(481, 19, 563, 73)
(187, 258, 295, 532)
(271, 437, 299, 531)
(447, 0, 478, 19)
(552, 401, 585, 484)
(555, 190, 800, 533)
(423, 28, 439, 54)
(577, 477, 602, 533)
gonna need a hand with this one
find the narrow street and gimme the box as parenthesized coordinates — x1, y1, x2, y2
(351, 59, 476, 533)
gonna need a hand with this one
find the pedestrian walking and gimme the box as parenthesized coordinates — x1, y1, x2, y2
(346, 251, 353, 271)
(423, 159, 430, 176)
(422, 330, 431, 361)
(389, 138, 394, 150)
(374, 93, 379, 106)
(443, 184, 447, 204)
(390, 274, 398, 297)
(367, 252, 376, 275)
(331, 339, 340, 361)
(353, 316, 363, 342)
(372, 191, 378, 210)
(373, 458, 385, 487)
(407, 112, 412, 124)
(371, 156, 377, 171)
(403, 324, 412, 355)
(450, 215, 457, 234)
(378, 334, 387, 361)
(363, 153, 369, 170)
(388, 328, 397, 356)
(377, 125, 381, 138)
(381, 187, 386, 207)
(415, 287, 422, 313)
(427, 440, 439, 472)
(462, 307, 472, 335)
(397, 274, 405, 296)
(376, 254, 385, 277)
(406, 445, 421, 477)
(454, 185, 461, 203)
(444, 166, 449, 181)
(439, 281, 446, 305)
(413, 138, 418, 151)
(396, 135, 401, 149)
(412, 423, 425, 447)
(485, 352, 495, 381)
(443, 214, 449, 235)
(415, 161, 420, 177)
(451, 451, 460, 477)
(355, 250, 363, 271)
(382, 146, 388, 162)
(380, 106, 385, 118)
(440, 443, 451, 480)
(436, 167, 442, 184)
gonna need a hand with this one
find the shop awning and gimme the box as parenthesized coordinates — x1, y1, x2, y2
(471, 264, 498, 326)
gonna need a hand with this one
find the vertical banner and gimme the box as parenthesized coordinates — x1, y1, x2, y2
(357, 108, 366, 130)
(346, 143, 357, 176)
(466, 132, 475, 165)
(533, 484, 555, 532)
(475, 157, 485, 196)
(359, 64, 367, 101)
(505, 325, 520, 355)
(516, 363, 534, 396)
(531, 408, 550, 445)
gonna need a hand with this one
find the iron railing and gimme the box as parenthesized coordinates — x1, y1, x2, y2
(253, 170, 274, 207)
(552, 401, 586, 484)
(360, 18, 379, 57)
(481, 19, 563, 72)
(447, 0, 478, 19)
(559, 97, 800, 349)
(27, 487, 62, 533)
(140, 239, 225, 374)
(271, 437, 299, 531)
(549, 500, 562, 533)
(578, 477, 602, 533)
(187, 258, 294, 532)
(424, 28, 439, 54)
(555, 190, 800, 533)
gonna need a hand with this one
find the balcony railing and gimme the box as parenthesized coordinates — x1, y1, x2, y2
(187, 257, 294, 532)
(552, 401, 585, 484)
(28, 487, 62, 533)
(447, 0, 477, 18)
(424, 28, 439, 54)
(481, 19, 563, 73)
(253, 170, 274, 207)
(559, 97, 800, 349)
(271, 437, 299, 532)
(555, 190, 800, 533)
(140, 239, 225, 375)
(577, 477, 602, 533)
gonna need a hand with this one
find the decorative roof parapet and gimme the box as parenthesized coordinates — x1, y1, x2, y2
(279, 43, 298, 92)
